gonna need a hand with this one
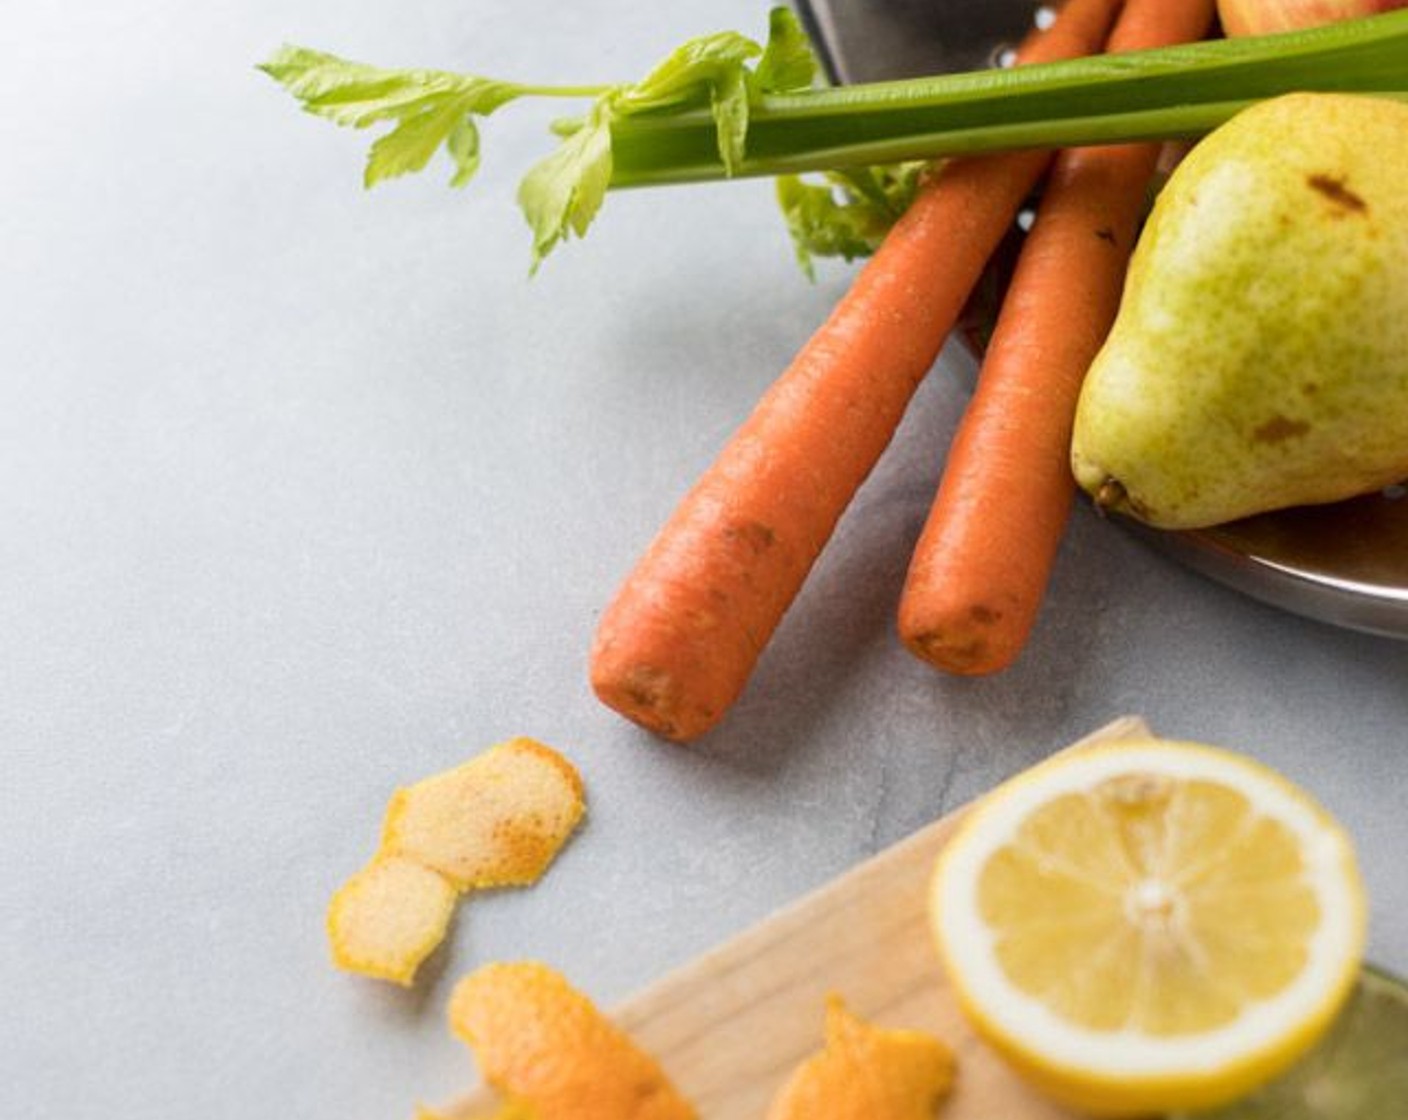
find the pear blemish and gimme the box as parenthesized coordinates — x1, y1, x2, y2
(1252, 415, 1312, 444)
(1307, 173, 1369, 215)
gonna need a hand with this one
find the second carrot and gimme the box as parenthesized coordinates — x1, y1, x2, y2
(896, 0, 1217, 675)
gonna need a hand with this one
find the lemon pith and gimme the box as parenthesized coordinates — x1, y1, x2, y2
(930, 739, 1366, 1116)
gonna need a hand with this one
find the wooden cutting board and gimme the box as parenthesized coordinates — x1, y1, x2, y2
(441, 715, 1152, 1118)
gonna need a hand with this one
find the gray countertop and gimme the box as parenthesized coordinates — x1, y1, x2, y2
(4, 2, 1405, 1116)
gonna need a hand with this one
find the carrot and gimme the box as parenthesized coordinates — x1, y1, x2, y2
(896, 0, 1217, 676)
(589, 0, 1128, 741)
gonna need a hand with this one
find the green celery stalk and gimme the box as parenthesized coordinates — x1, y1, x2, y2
(609, 11, 1408, 185)
(260, 7, 1408, 268)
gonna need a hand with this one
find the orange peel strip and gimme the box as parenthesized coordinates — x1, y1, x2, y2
(328, 738, 585, 985)
(765, 995, 956, 1120)
(448, 960, 696, 1120)
(382, 737, 587, 891)
(328, 855, 458, 986)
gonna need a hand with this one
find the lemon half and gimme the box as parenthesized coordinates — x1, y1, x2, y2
(929, 738, 1366, 1117)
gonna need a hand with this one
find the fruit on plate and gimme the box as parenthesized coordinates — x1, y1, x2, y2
(1217, 0, 1408, 37)
(1070, 93, 1408, 529)
(1168, 963, 1408, 1118)
(928, 737, 1366, 1116)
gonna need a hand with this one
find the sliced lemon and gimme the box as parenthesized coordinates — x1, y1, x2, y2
(929, 738, 1366, 1117)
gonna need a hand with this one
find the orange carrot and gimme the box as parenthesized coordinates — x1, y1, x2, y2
(589, 0, 1127, 741)
(896, 0, 1217, 676)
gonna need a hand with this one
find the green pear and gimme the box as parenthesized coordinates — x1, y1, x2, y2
(1071, 92, 1408, 530)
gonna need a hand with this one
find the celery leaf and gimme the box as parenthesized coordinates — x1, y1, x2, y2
(776, 164, 926, 279)
(259, 8, 832, 265)
(258, 45, 524, 188)
(517, 99, 617, 272)
(756, 7, 818, 94)
(623, 31, 763, 174)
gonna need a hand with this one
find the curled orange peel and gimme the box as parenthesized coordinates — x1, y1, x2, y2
(765, 995, 956, 1120)
(328, 738, 585, 986)
(448, 960, 696, 1120)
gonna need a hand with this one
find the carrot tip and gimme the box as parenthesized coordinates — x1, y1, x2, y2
(902, 628, 1011, 677)
(590, 664, 713, 742)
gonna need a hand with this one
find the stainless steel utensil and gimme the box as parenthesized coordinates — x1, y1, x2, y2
(794, 0, 1408, 639)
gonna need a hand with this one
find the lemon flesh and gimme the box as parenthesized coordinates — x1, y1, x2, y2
(1170, 965, 1408, 1119)
(931, 739, 1366, 1117)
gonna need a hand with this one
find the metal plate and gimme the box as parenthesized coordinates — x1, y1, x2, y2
(795, 0, 1408, 640)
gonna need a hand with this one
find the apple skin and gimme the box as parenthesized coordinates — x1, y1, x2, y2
(1218, 0, 1408, 37)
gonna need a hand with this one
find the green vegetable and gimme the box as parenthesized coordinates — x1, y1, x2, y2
(259, 8, 819, 270)
(260, 7, 1408, 269)
(775, 164, 927, 280)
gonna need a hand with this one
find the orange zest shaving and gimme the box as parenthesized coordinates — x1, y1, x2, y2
(327, 738, 585, 986)
(327, 855, 459, 986)
(381, 738, 586, 890)
(765, 995, 955, 1120)
(448, 960, 696, 1120)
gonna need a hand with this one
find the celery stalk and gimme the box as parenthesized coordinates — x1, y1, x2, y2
(609, 11, 1408, 186)
(260, 7, 1408, 267)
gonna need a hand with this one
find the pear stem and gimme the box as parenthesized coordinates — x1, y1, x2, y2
(1095, 478, 1128, 516)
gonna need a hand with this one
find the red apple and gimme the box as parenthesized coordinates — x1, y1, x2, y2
(1218, 0, 1408, 37)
